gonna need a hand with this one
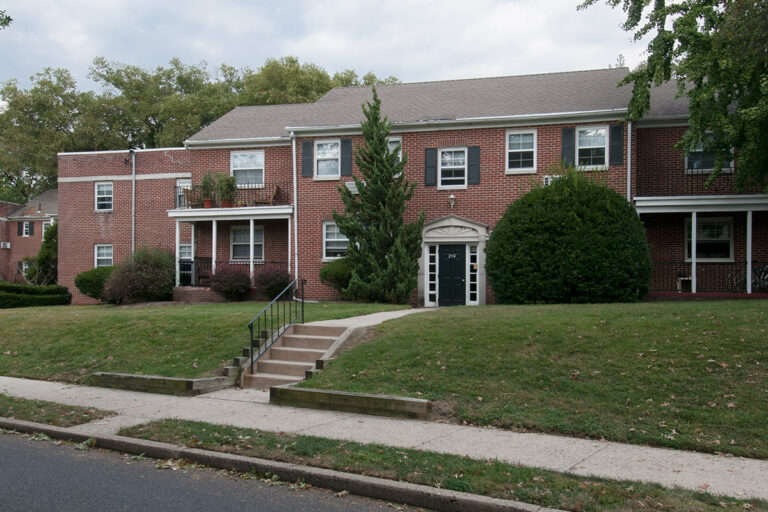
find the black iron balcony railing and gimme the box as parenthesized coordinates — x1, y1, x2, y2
(179, 258, 290, 287)
(649, 261, 768, 293)
(175, 181, 292, 209)
(636, 169, 763, 197)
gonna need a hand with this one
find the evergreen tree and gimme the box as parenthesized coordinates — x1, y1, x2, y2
(25, 222, 58, 285)
(333, 88, 425, 303)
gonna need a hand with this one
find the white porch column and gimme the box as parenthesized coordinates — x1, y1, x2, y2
(212, 220, 217, 275)
(191, 223, 196, 286)
(249, 218, 255, 282)
(691, 211, 697, 294)
(287, 217, 292, 276)
(175, 219, 180, 287)
(747, 210, 753, 294)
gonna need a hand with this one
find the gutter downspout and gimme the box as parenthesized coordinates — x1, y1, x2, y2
(626, 120, 633, 202)
(130, 149, 136, 255)
(291, 132, 299, 280)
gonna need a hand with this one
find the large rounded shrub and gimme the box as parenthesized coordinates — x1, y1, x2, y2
(75, 266, 115, 301)
(486, 172, 651, 303)
(103, 248, 175, 304)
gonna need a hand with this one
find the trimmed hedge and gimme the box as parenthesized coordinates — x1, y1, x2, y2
(0, 291, 71, 309)
(486, 171, 651, 304)
(103, 248, 175, 304)
(0, 282, 69, 296)
(254, 270, 292, 299)
(75, 267, 115, 301)
(210, 269, 252, 301)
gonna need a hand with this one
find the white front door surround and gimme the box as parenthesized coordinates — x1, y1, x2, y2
(419, 215, 489, 307)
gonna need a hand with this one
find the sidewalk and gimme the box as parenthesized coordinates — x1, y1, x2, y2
(1, 374, 766, 501)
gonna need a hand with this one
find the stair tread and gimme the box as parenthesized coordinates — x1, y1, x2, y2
(245, 373, 301, 381)
(273, 346, 326, 354)
(260, 359, 314, 366)
(282, 334, 337, 341)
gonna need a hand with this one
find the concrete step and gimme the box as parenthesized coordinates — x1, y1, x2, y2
(242, 372, 301, 390)
(232, 356, 248, 367)
(287, 324, 346, 337)
(256, 359, 314, 377)
(269, 346, 326, 363)
(279, 334, 335, 350)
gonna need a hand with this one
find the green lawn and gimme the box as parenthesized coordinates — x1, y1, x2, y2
(0, 393, 114, 427)
(121, 419, 766, 512)
(301, 301, 768, 458)
(0, 302, 405, 382)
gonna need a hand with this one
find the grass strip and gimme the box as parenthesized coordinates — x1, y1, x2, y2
(121, 419, 765, 512)
(0, 393, 114, 427)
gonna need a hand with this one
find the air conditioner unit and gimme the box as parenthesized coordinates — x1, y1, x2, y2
(0, 241, 10, 249)
(542, 175, 563, 187)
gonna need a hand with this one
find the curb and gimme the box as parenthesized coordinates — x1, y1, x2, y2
(0, 416, 563, 512)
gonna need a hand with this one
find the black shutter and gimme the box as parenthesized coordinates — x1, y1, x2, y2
(301, 141, 313, 177)
(29, 222, 34, 236)
(467, 146, 481, 185)
(17, 222, 22, 236)
(609, 123, 624, 166)
(562, 127, 576, 167)
(424, 148, 437, 187)
(340, 139, 353, 176)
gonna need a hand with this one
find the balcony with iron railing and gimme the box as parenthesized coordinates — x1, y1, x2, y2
(174, 181, 292, 209)
(636, 168, 763, 197)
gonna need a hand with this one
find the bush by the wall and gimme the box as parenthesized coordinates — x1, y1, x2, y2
(210, 269, 252, 301)
(254, 270, 292, 299)
(486, 170, 651, 304)
(0, 291, 71, 308)
(319, 258, 352, 296)
(0, 282, 69, 296)
(102, 248, 175, 304)
(74, 267, 115, 301)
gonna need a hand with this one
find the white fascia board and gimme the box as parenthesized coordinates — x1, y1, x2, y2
(58, 172, 192, 183)
(184, 136, 290, 149)
(167, 205, 294, 221)
(635, 194, 768, 213)
(57, 147, 186, 156)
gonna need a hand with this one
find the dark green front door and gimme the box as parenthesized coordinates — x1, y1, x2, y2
(438, 244, 466, 306)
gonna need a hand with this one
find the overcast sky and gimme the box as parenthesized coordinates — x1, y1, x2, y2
(0, 0, 647, 92)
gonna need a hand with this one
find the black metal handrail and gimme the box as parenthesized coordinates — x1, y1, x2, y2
(175, 181, 292, 209)
(248, 279, 305, 374)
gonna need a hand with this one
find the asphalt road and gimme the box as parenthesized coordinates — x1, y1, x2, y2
(0, 433, 422, 512)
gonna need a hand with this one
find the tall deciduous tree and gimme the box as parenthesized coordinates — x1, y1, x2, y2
(580, 0, 768, 190)
(333, 88, 425, 304)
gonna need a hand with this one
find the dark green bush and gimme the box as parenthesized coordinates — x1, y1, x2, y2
(74, 267, 115, 301)
(210, 268, 252, 301)
(254, 270, 292, 299)
(102, 248, 175, 304)
(486, 171, 651, 303)
(0, 291, 71, 308)
(319, 258, 352, 295)
(0, 282, 69, 296)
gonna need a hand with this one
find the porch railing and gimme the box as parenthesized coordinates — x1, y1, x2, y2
(179, 259, 290, 287)
(650, 261, 768, 293)
(248, 279, 305, 374)
(636, 170, 763, 197)
(175, 181, 292, 209)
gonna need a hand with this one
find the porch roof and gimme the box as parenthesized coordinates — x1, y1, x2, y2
(635, 194, 768, 214)
(167, 205, 293, 222)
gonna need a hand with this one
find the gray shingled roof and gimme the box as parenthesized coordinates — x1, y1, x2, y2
(9, 189, 58, 218)
(186, 68, 687, 143)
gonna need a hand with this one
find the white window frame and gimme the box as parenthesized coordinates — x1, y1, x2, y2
(230, 150, 265, 188)
(387, 136, 403, 162)
(322, 221, 349, 261)
(505, 129, 537, 174)
(314, 139, 341, 180)
(94, 182, 113, 212)
(684, 141, 734, 175)
(94, 244, 113, 268)
(21, 261, 30, 275)
(42, 219, 54, 238)
(179, 243, 193, 261)
(437, 147, 468, 190)
(685, 216, 734, 263)
(575, 125, 609, 170)
(176, 178, 192, 208)
(22, 221, 31, 237)
(229, 225, 264, 263)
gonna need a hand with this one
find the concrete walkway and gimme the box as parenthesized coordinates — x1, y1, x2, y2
(1, 309, 766, 501)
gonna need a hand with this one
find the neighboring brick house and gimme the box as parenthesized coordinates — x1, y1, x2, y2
(0, 190, 58, 283)
(57, 67, 768, 305)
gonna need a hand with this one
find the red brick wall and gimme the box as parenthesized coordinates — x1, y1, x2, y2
(4, 219, 49, 283)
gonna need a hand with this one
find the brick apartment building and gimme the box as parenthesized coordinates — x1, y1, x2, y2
(56, 68, 768, 305)
(0, 190, 58, 283)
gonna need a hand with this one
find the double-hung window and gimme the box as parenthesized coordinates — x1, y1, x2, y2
(685, 217, 733, 262)
(230, 226, 264, 261)
(94, 244, 113, 267)
(387, 137, 402, 162)
(176, 178, 191, 208)
(323, 221, 348, 260)
(315, 140, 341, 179)
(506, 130, 536, 173)
(42, 219, 54, 238)
(22, 221, 31, 237)
(685, 139, 734, 174)
(438, 148, 467, 189)
(576, 126, 608, 169)
(231, 151, 265, 188)
(95, 182, 113, 211)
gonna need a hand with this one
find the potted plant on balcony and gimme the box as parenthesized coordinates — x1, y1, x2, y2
(216, 174, 237, 208)
(201, 173, 216, 208)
